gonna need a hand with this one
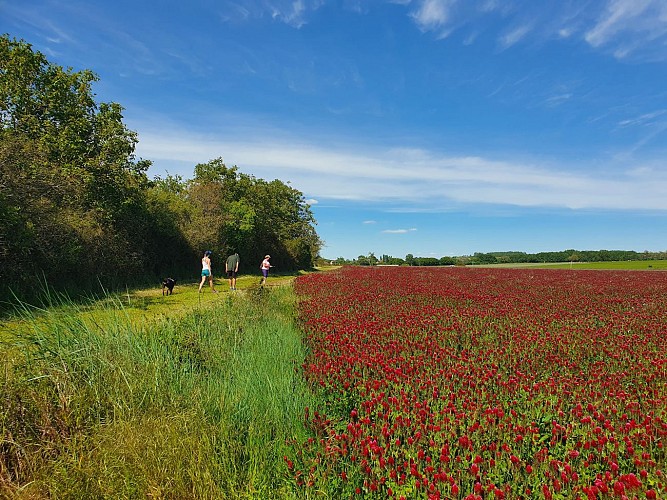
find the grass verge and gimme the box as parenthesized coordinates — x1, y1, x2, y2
(1, 284, 315, 499)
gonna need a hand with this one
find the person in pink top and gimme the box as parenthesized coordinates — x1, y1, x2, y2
(260, 254, 272, 285)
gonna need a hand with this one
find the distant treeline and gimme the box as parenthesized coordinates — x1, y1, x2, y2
(331, 249, 667, 267)
(465, 249, 667, 265)
(0, 35, 320, 303)
(467, 249, 667, 265)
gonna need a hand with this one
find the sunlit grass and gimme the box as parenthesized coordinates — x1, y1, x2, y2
(0, 270, 309, 340)
(1, 279, 316, 498)
(545, 259, 667, 270)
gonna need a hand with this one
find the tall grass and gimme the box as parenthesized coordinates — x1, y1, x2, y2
(1, 285, 315, 498)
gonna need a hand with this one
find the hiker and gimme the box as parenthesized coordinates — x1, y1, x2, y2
(199, 250, 218, 293)
(260, 254, 272, 285)
(226, 251, 240, 290)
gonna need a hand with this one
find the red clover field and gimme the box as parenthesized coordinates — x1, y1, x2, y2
(289, 267, 666, 499)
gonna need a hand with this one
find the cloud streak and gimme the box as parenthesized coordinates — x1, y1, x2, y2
(383, 228, 418, 234)
(498, 24, 532, 49)
(223, 0, 321, 28)
(135, 126, 667, 212)
(411, 0, 456, 34)
(405, 0, 667, 60)
(585, 0, 666, 46)
(618, 109, 667, 127)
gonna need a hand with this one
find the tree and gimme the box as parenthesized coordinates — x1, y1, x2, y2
(356, 255, 370, 266)
(0, 35, 322, 302)
(568, 252, 580, 267)
(473, 252, 497, 265)
(143, 175, 197, 274)
(0, 35, 155, 296)
(414, 257, 440, 266)
(186, 158, 321, 271)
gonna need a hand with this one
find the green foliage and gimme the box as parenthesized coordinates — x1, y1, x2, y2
(412, 256, 440, 266)
(0, 35, 321, 306)
(352, 251, 667, 268)
(0, 35, 181, 300)
(467, 249, 667, 265)
(187, 158, 321, 271)
(379, 254, 405, 265)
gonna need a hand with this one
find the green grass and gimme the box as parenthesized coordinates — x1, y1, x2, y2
(546, 259, 667, 270)
(1, 278, 318, 499)
(0, 270, 308, 341)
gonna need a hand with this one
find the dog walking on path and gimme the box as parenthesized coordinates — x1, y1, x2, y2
(162, 278, 176, 295)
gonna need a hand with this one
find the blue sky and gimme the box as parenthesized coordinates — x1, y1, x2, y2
(3, 0, 667, 259)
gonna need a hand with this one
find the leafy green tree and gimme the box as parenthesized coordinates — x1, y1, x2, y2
(187, 158, 321, 271)
(414, 257, 440, 266)
(473, 252, 497, 264)
(0, 35, 321, 303)
(0, 35, 156, 298)
(143, 175, 197, 275)
(356, 255, 370, 266)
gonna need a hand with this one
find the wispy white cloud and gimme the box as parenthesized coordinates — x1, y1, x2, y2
(224, 0, 323, 28)
(6, 1, 178, 77)
(618, 109, 667, 127)
(217, 0, 667, 60)
(585, 0, 667, 58)
(586, 0, 651, 47)
(3, 3, 77, 49)
(557, 27, 574, 38)
(463, 31, 479, 45)
(613, 109, 667, 155)
(498, 23, 532, 49)
(383, 228, 418, 234)
(363, 220, 377, 224)
(220, 3, 251, 22)
(134, 124, 667, 211)
(403, 0, 667, 60)
(410, 0, 455, 32)
(271, 0, 308, 28)
(544, 93, 573, 107)
(478, 0, 501, 14)
(623, 122, 667, 157)
(305, 198, 319, 205)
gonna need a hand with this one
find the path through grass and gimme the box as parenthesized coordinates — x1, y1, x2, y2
(1, 276, 317, 498)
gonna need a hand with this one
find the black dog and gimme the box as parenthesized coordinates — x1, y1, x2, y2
(162, 278, 176, 296)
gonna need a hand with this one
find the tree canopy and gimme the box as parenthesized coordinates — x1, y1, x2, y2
(168, 157, 321, 272)
(0, 35, 321, 303)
